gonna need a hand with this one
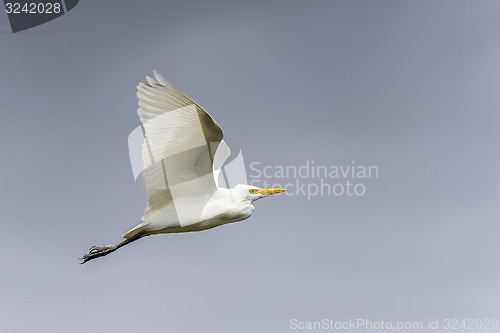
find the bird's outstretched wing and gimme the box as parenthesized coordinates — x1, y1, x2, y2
(137, 71, 224, 221)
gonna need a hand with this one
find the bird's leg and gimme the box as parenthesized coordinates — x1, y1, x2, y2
(80, 245, 117, 264)
(80, 233, 145, 264)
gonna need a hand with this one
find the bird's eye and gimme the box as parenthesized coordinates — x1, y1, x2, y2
(249, 189, 258, 194)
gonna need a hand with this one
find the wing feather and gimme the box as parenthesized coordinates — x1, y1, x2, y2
(137, 72, 224, 221)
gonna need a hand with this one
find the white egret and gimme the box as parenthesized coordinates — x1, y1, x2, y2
(81, 71, 286, 264)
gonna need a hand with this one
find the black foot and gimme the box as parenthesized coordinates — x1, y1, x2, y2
(80, 245, 115, 264)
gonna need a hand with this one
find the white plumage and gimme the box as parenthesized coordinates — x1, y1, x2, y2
(81, 71, 286, 264)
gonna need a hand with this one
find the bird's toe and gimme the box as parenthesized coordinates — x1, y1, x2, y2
(80, 245, 115, 264)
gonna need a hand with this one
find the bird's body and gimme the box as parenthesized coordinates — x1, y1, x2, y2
(81, 72, 285, 264)
(142, 186, 256, 235)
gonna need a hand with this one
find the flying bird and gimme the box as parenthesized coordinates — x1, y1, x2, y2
(81, 71, 286, 263)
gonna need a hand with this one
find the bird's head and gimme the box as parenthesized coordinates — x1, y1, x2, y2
(235, 184, 287, 202)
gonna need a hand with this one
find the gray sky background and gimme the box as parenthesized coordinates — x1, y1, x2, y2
(1, 1, 499, 332)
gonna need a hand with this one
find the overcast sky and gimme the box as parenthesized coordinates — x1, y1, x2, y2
(1, 1, 499, 332)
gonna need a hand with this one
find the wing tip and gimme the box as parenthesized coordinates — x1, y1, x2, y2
(137, 71, 163, 89)
(146, 75, 159, 85)
(153, 70, 169, 86)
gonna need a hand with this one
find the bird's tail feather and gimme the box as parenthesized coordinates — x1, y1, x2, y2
(122, 221, 151, 239)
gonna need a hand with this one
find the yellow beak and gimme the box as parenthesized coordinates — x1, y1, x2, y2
(257, 188, 287, 196)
